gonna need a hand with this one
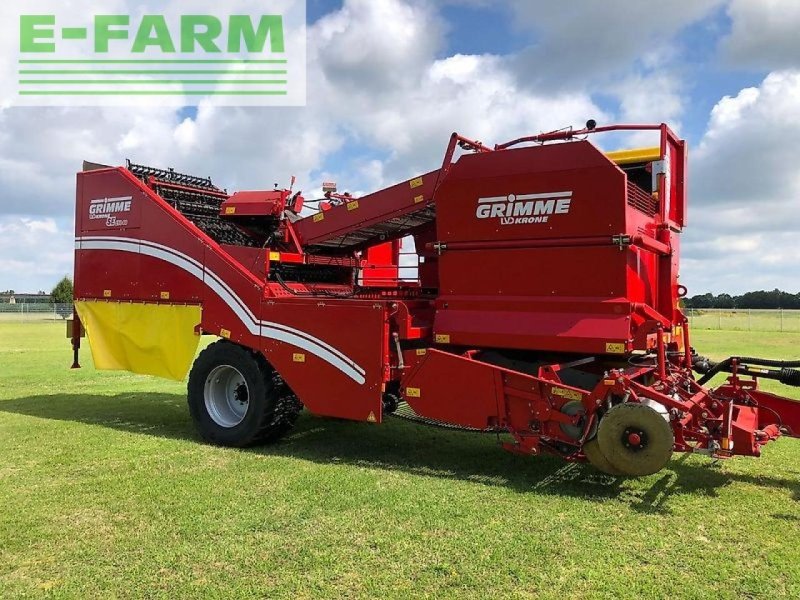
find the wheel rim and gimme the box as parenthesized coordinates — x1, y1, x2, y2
(597, 403, 674, 476)
(204, 365, 249, 428)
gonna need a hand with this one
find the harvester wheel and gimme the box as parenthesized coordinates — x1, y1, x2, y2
(582, 438, 624, 476)
(559, 400, 587, 440)
(597, 402, 674, 476)
(187, 341, 302, 447)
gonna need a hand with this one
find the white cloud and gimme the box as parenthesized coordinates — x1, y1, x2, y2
(721, 0, 800, 69)
(313, 0, 443, 93)
(0, 106, 183, 217)
(614, 73, 684, 126)
(0, 217, 73, 292)
(682, 231, 800, 295)
(506, 0, 725, 88)
(692, 71, 800, 207)
(607, 72, 685, 147)
(682, 70, 800, 294)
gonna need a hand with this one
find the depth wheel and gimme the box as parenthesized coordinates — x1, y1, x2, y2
(559, 400, 600, 441)
(583, 438, 624, 476)
(597, 402, 674, 477)
(188, 341, 302, 447)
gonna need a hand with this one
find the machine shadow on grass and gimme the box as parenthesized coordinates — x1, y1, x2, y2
(2, 392, 798, 513)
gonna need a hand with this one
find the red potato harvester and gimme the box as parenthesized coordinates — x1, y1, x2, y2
(70, 122, 800, 477)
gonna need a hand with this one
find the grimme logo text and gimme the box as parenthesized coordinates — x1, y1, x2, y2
(476, 192, 573, 225)
(90, 196, 133, 227)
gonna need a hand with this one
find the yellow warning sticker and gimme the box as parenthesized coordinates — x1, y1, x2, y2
(346, 200, 359, 211)
(416, 348, 427, 356)
(220, 328, 231, 339)
(414, 195, 424, 204)
(552, 387, 583, 402)
(434, 334, 451, 344)
(269, 252, 281, 262)
(605, 342, 626, 354)
(406, 387, 421, 398)
(160, 291, 170, 300)
(603, 379, 616, 386)
(293, 353, 306, 363)
(225, 206, 236, 215)
(409, 177, 424, 189)
(103, 290, 111, 298)
(367, 411, 377, 423)
(313, 213, 325, 223)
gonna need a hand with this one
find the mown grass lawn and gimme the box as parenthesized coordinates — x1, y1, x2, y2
(1, 323, 799, 599)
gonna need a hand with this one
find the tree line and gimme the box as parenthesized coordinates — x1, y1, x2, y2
(685, 289, 800, 309)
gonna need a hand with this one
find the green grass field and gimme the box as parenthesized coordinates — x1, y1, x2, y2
(1, 323, 799, 599)
(688, 309, 800, 333)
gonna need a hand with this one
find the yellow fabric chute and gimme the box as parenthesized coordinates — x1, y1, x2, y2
(75, 300, 202, 381)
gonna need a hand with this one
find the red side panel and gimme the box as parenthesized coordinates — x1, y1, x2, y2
(221, 190, 286, 217)
(401, 350, 501, 429)
(434, 297, 634, 355)
(259, 300, 387, 422)
(362, 241, 399, 286)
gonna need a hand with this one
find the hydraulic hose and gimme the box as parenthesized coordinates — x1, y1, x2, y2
(695, 355, 800, 387)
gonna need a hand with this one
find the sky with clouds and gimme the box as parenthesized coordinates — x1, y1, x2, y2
(0, 0, 798, 295)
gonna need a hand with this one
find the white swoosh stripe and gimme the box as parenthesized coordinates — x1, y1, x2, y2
(79, 236, 361, 373)
(76, 237, 366, 384)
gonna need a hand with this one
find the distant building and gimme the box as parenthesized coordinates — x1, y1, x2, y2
(0, 292, 51, 304)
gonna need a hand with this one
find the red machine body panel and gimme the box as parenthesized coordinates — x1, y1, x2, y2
(435, 142, 626, 242)
(221, 190, 289, 217)
(257, 299, 387, 422)
(403, 349, 503, 430)
(430, 140, 673, 355)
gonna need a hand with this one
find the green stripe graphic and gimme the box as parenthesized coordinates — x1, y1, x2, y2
(20, 70, 287, 75)
(19, 59, 287, 64)
(20, 80, 288, 85)
(18, 58, 293, 99)
(20, 91, 289, 96)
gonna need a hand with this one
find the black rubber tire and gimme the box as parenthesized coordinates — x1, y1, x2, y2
(187, 340, 302, 447)
(597, 402, 674, 477)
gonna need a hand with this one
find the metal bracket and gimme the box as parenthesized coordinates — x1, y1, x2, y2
(651, 158, 669, 190)
(611, 234, 632, 250)
(433, 242, 448, 255)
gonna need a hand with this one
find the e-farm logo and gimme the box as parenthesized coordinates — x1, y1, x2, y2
(6, 1, 306, 107)
(476, 192, 573, 225)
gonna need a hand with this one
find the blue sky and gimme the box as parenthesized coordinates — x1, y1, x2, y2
(1, 0, 799, 295)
